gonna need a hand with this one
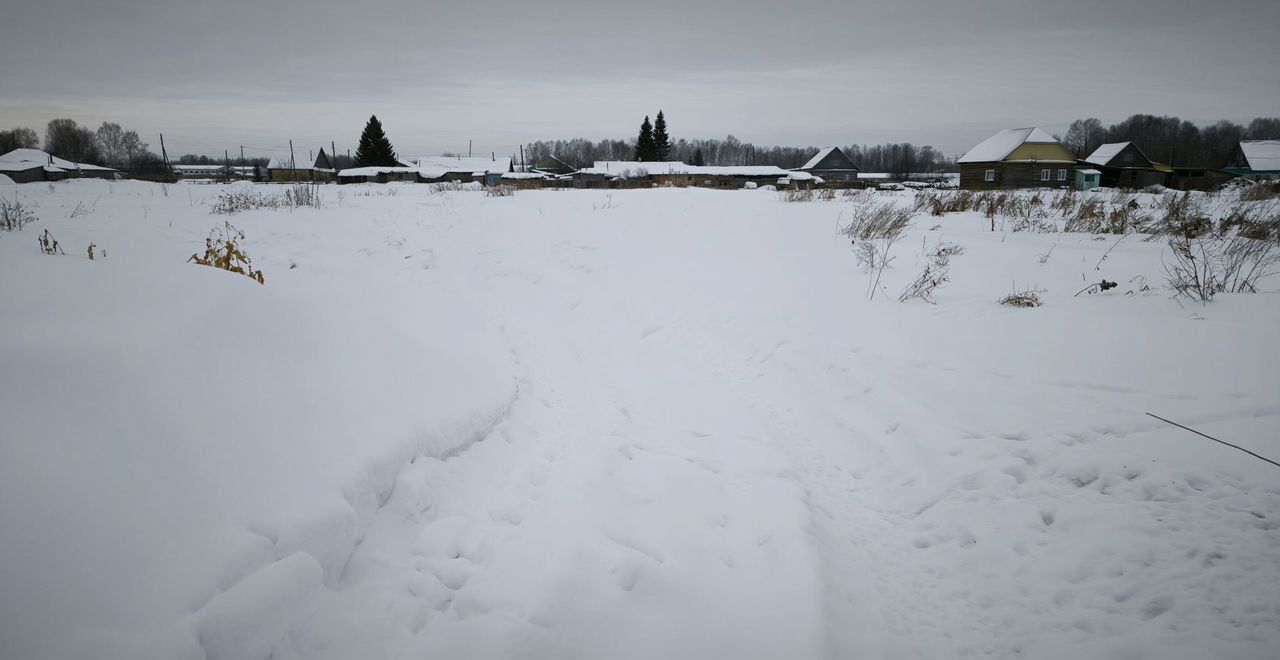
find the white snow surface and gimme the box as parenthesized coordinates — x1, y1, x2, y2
(2, 180, 1279, 660)
(1238, 140, 1280, 171)
(957, 127, 1062, 163)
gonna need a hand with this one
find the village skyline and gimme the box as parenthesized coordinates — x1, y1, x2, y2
(3, 0, 1277, 158)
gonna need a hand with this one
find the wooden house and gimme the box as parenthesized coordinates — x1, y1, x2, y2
(797, 147, 860, 185)
(0, 160, 46, 184)
(267, 148, 336, 182)
(957, 128, 1076, 190)
(1081, 142, 1168, 188)
(531, 155, 575, 176)
(1223, 140, 1280, 181)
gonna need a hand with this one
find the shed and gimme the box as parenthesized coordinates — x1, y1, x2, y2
(267, 148, 336, 182)
(1075, 168, 1101, 191)
(1081, 142, 1167, 188)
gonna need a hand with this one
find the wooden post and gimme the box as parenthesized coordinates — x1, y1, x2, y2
(224, 149, 230, 180)
(289, 140, 296, 171)
(469, 140, 472, 158)
(159, 133, 171, 176)
(519, 145, 525, 172)
(331, 141, 336, 169)
(240, 145, 245, 165)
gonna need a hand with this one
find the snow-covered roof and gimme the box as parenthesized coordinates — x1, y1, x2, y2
(578, 161, 791, 178)
(1077, 168, 1101, 175)
(0, 148, 117, 172)
(0, 161, 44, 172)
(1238, 140, 1280, 171)
(957, 127, 1061, 164)
(501, 172, 548, 180)
(337, 166, 419, 177)
(800, 147, 837, 170)
(414, 156, 511, 175)
(1084, 142, 1130, 167)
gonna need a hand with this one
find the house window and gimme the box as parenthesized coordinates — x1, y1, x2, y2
(984, 169, 995, 182)
(1057, 169, 1068, 181)
(1041, 169, 1051, 181)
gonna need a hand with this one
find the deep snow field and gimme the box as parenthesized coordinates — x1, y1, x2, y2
(2, 179, 1278, 660)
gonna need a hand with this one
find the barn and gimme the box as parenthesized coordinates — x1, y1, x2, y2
(414, 156, 512, 185)
(0, 148, 120, 181)
(1223, 140, 1280, 181)
(957, 128, 1076, 190)
(267, 148, 336, 182)
(797, 147, 860, 186)
(1081, 142, 1169, 189)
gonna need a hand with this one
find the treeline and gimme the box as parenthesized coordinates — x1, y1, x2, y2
(524, 135, 953, 174)
(1059, 115, 1280, 167)
(1, 119, 171, 175)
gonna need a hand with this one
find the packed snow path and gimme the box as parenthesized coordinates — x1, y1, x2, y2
(2, 182, 1278, 660)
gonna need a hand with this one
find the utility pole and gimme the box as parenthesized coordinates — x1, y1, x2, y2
(469, 139, 472, 158)
(519, 145, 526, 172)
(240, 146, 245, 166)
(159, 133, 171, 175)
(331, 140, 336, 169)
(289, 140, 296, 170)
(224, 149, 230, 180)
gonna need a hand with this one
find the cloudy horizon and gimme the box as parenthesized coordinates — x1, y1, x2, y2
(2, 0, 1277, 160)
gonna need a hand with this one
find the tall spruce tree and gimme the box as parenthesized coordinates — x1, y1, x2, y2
(653, 110, 671, 161)
(691, 147, 705, 166)
(634, 115, 656, 161)
(354, 115, 398, 167)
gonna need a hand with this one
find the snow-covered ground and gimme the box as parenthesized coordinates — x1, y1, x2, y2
(2, 180, 1278, 660)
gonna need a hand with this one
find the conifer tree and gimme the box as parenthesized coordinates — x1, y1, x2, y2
(691, 147, 705, 166)
(653, 111, 671, 161)
(354, 115, 398, 167)
(634, 115, 656, 162)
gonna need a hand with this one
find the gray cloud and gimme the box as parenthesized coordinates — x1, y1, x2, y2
(2, 0, 1277, 157)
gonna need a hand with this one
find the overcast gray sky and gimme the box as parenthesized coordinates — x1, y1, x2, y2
(1, 0, 1277, 160)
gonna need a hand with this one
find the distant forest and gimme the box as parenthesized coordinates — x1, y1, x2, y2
(1057, 115, 1279, 168)
(524, 136, 953, 175)
(527, 114, 1280, 174)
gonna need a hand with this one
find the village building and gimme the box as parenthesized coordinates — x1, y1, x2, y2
(957, 128, 1076, 190)
(797, 147, 860, 185)
(1223, 140, 1280, 181)
(414, 156, 512, 185)
(267, 148, 336, 182)
(1081, 142, 1169, 188)
(530, 155, 576, 176)
(172, 164, 257, 179)
(0, 148, 120, 182)
(571, 161, 798, 189)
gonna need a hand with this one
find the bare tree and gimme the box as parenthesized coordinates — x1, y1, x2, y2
(96, 122, 127, 168)
(0, 127, 39, 153)
(45, 119, 102, 165)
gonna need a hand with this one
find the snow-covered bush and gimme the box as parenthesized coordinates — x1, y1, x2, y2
(1165, 234, 1279, 301)
(485, 185, 516, 197)
(778, 188, 814, 202)
(188, 222, 266, 285)
(999, 288, 1043, 307)
(211, 185, 323, 214)
(899, 240, 963, 304)
(844, 200, 912, 300)
(1, 196, 37, 231)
